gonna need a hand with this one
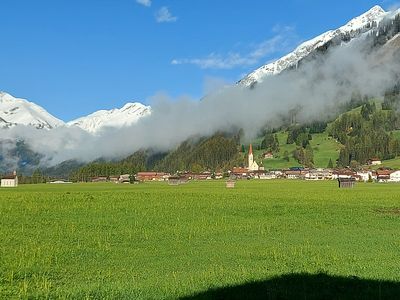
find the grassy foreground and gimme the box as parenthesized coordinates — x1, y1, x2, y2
(0, 181, 399, 299)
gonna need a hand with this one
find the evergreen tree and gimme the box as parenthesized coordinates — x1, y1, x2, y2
(261, 133, 280, 153)
(327, 158, 334, 168)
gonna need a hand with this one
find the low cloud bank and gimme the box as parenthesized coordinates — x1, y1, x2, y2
(2, 36, 400, 167)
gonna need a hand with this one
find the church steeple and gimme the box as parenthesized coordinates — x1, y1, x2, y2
(248, 144, 254, 168)
(248, 144, 259, 171)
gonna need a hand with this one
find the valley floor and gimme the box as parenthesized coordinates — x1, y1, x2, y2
(0, 181, 400, 299)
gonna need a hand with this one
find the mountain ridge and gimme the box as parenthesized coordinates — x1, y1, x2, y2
(0, 92, 64, 129)
(239, 5, 389, 86)
(67, 102, 151, 134)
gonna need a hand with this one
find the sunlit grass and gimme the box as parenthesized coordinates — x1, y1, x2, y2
(0, 181, 399, 298)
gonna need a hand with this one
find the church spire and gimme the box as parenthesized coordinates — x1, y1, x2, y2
(248, 144, 256, 170)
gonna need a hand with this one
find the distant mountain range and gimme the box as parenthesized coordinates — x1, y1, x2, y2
(0, 92, 150, 134)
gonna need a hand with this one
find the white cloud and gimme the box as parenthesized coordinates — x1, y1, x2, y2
(171, 26, 299, 69)
(3, 36, 399, 167)
(155, 7, 177, 23)
(136, 0, 151, 7)
(203, 76, 231, 95)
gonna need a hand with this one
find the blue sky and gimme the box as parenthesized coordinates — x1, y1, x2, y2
(1, 0, 399, 121)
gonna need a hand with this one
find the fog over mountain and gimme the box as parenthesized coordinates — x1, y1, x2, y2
(1, 5, 400, 169)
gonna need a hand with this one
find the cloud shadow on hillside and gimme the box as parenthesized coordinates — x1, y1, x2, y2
(180, 273, 400, 300)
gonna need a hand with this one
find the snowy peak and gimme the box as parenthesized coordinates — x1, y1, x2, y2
(0, 92, 64, 129)
(240, 5, 388, 86)
(67, 102, 151, 134)
(0, 91, 151, 133)
(341, 5, 385, 31)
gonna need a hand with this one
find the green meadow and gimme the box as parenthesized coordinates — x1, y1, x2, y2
(249, 132, 341, 169)
(1, 181, 400, 299)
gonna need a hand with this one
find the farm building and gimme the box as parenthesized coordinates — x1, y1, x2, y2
(376, 170, 393, 182)
(259, 172, 277, 180)
(168, 176, 181, 185)
(262, 152, 274, 159)
(389, 170, 400, 182)
(49, 180, 72, 184)
(356, 171, 373, 182)
(338, 178, 356, 188)
(91, 176, 107, 183)
(368, 158, 382, 166)
(214, 172, 224, 179)
(136, 172, 169, 182)
(333, 169, 356, 180)
(168, 176, 188, 185)
(1, 171, 18, 188)
(189, 172, 212, 180)
(250, 170, 267, 178)
(305, 169, 333, 180)
(136, 172, 157, 181)
(119, 174, 131, 183)
(109, 176, 120, 183)
(231, 167, 249, 178)
(226, 180, 236, 188)
(284, 170, 305, 180)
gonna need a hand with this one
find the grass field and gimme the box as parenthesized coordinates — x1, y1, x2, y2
(374, 157, 400, 169)
(1, 181, 400, 299)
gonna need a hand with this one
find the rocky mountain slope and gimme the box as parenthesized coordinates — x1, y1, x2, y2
(239, 5, 390, 86)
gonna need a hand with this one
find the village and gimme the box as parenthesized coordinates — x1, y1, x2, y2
(87, 144, 400, 185)
(2, 145, 399, 188)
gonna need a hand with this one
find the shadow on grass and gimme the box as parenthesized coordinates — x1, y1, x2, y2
(180, 273, 400, 300)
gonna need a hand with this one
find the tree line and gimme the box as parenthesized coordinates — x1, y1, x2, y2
(329, 101, 400, 167)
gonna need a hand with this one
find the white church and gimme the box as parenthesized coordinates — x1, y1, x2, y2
(248, 144, 261, 171)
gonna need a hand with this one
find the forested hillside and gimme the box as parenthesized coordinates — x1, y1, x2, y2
(67, 133, 241, 180)
(154, 134, 242, 173)
(251, 92, 400, 169)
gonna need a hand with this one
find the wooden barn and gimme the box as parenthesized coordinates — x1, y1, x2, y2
(338, 178, 356, 188)
(226, 180, 236, 188)
(168, 176, 187, 186)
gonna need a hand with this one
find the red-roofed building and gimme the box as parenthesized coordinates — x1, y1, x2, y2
(136, 172, 169, 181)
(376, 169, 393, 182)
(262, 152, 274, 159)
(231, 167, 249, 176)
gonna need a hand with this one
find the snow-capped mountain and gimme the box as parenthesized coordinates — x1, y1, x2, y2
(240, 5, 389, 86)
(67, 102, 151, 134)
(0, 92, 151, 133)
(0, 92, 64, 129)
